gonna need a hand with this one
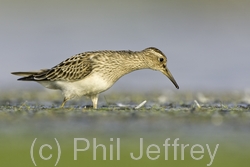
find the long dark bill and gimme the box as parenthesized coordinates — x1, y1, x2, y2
(163, 68, 179, 89)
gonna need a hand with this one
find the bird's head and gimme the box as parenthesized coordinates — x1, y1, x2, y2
(142, 47, 179, 89)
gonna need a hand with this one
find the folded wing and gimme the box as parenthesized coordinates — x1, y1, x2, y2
(11, 54, 93, 82)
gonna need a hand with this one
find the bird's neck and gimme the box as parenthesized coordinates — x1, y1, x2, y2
(92, 51, 149, 82)
(120, 51, 149, 71)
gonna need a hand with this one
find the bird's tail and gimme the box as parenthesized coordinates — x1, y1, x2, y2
(11, 69, 49, 81)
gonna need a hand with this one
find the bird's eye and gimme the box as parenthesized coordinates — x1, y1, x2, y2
(159, 58, 164, 62)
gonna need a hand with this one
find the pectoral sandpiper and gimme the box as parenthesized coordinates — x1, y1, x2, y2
(11, 47, 179, 109)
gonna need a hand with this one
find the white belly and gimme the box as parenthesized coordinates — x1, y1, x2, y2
(40, 74, 112, 99)
(73, 75, 111, 95)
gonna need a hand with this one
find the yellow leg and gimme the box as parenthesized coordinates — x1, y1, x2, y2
(91, 95, 99, 109)
(60, 98, 68, 108)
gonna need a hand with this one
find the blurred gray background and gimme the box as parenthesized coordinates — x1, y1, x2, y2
(1, 0, 250, 92)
